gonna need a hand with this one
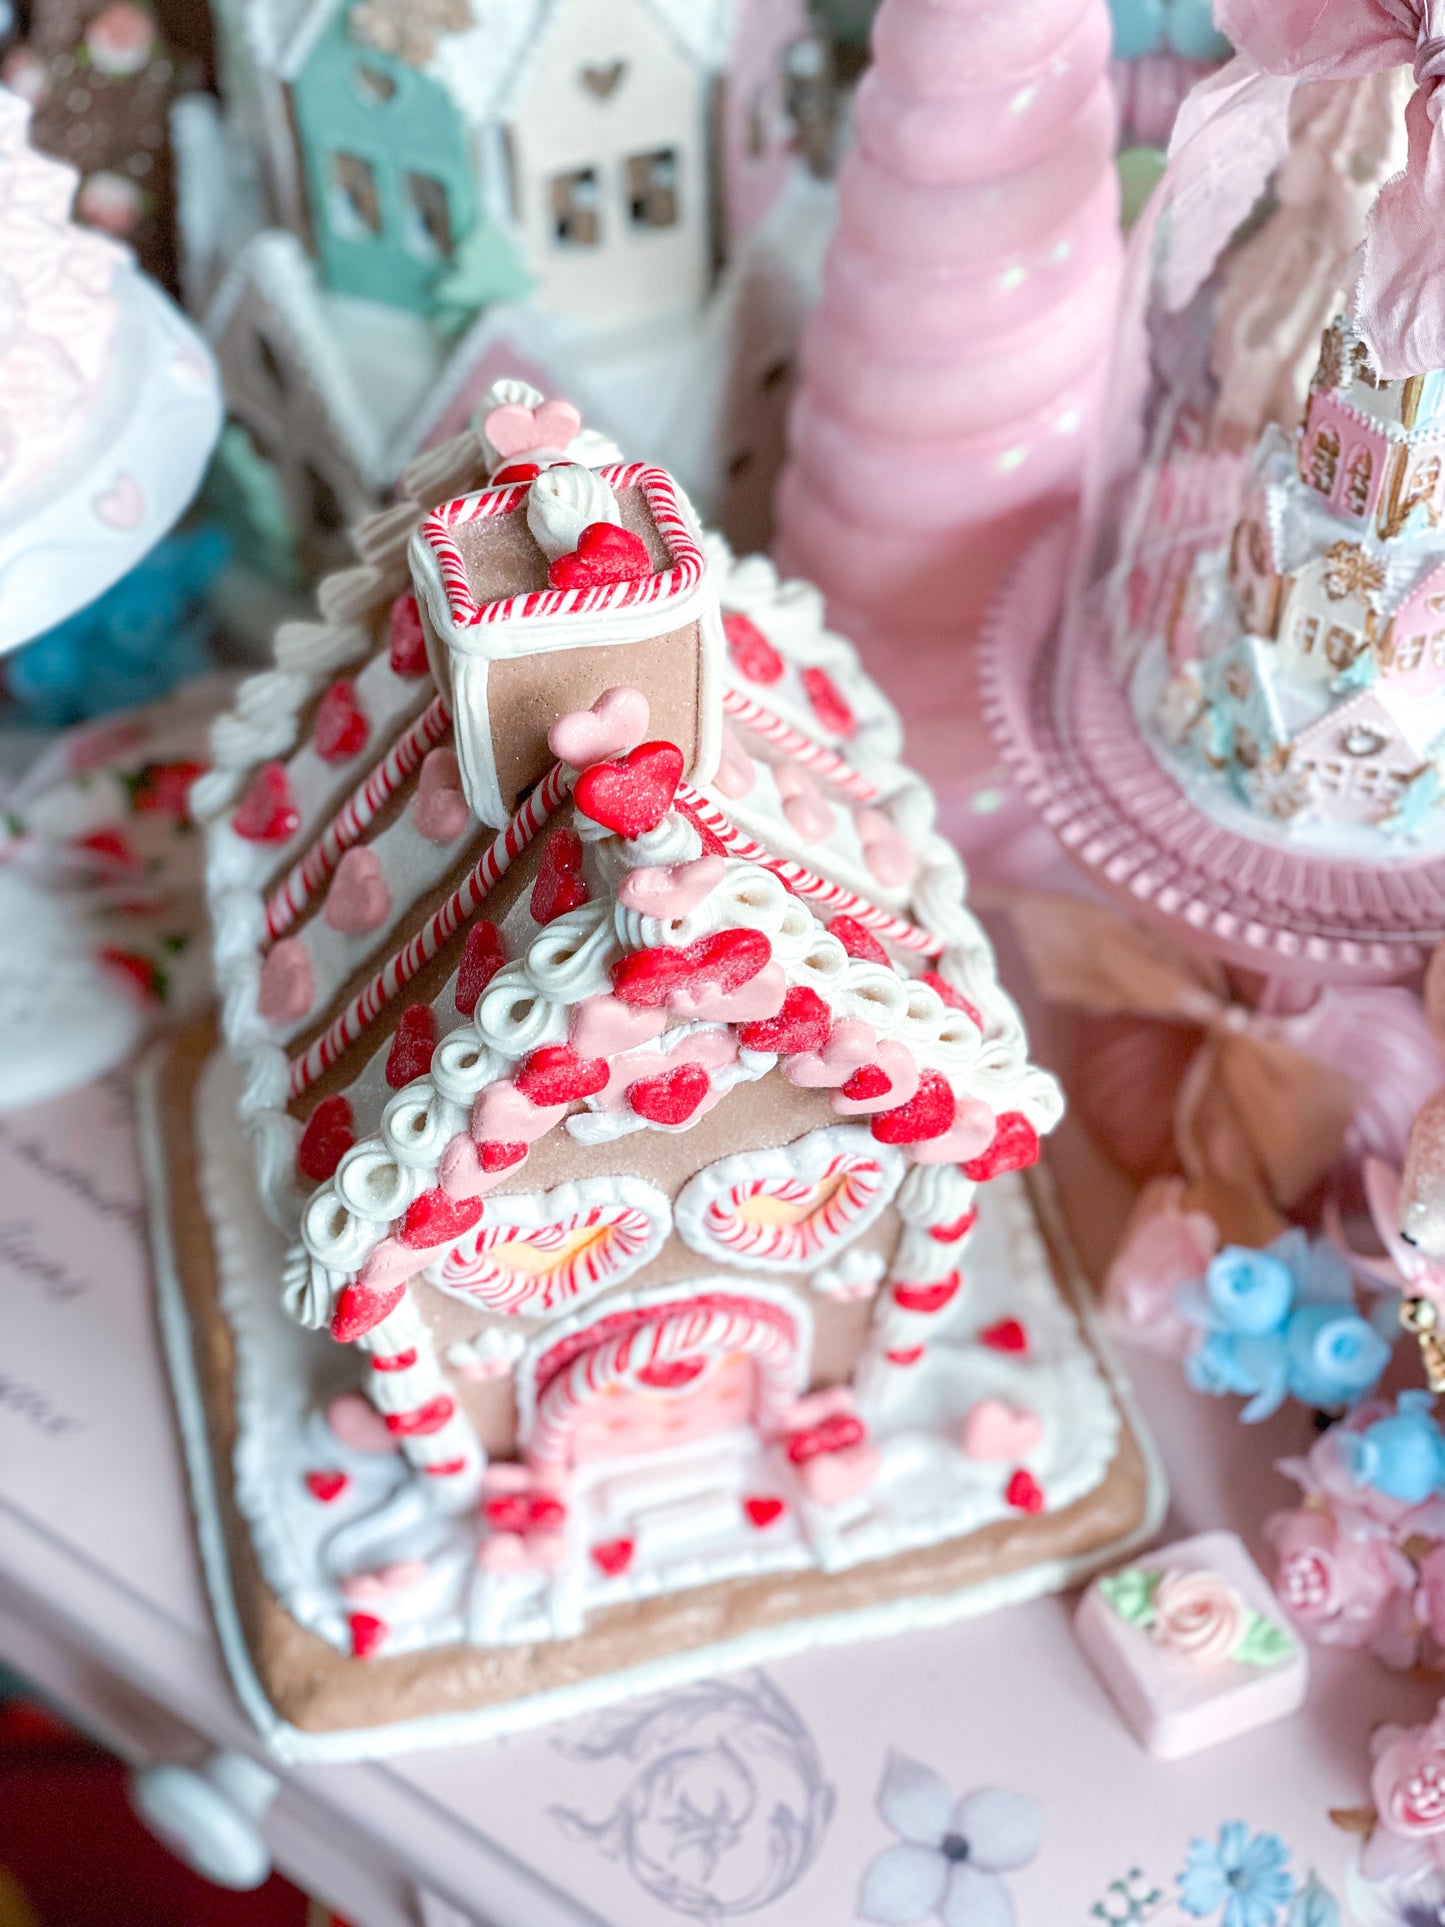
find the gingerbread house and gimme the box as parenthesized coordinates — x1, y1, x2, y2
(166, 389, 1156, 1744)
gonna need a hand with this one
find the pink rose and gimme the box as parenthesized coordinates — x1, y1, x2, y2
(1268, 1505, 1418, 1659)
(1363, 1715, 1445, 1882)
(1151, 1568, 1247, 1666)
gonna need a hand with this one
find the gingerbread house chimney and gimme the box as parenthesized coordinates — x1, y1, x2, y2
(408, 460, 723, 829)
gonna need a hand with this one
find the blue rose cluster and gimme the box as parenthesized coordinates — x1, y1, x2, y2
(1339, 1391, 1445, 1507)
(1110, 0, 1230, 62)
(1180, 1230, 1394, 1423)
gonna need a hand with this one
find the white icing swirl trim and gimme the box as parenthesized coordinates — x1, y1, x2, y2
(526, 464, 622, 562)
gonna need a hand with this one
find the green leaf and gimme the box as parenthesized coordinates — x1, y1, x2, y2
(1098, 1567, 1160, 1628)
(1234, 1610, 1295, 1668)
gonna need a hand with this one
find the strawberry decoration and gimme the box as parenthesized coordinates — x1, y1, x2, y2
(590, 1537, 636, 1576)
(611, 928, 771, 1007)
(979, 1318, 1028, 1355)
(893, 1273, 961, 1314)
(801, 665, 856, 737)
(399, 1188, 484, 1250)
(454, 920, 506, 1016)
(871, 1070, 957, 1145)
(478, 1140, 527, 1173)
(305, 1469, 349, 1504)
(830, 915, 889, 966)
(842, 1063, 893, 1102)
(920, 969, 983, 1030)
(296, 1095, 355, 1182)
(315, 679, 370, 763)
(1006, 1469, 1045, 1515)
(627, 1061, 711, 1125)
(384, 1394, 457, 1437)
(515, 1044, 610, 1106)
(724, 610, 784, 683)
(233, 761, 300, 842)
(744, 1495, 785, 1528)
(389, 592, 429, 676)
(530, 828, 589, 924)
(385, 1003, 438, 1088)
(548, 522, 652, 591)
(738, 985, 832, 1055)
(349, 1612, 387, 1659)
(127, 758, 206, 819)
(573, 741, 684, 839)
(331, 1279, 406, 1342)
(961, 1111, 1041, 1181)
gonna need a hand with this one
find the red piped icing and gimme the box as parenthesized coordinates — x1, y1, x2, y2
(979, 1318, 1028, 1354)
(305, 1469, 349, 1503)
(349, 1612, 387, 1658)
(590, 1537, 636, 1576)
(388, 593, 429, 677)
(961, 1112, 1040, 1181)
(233, 762, 299, 842)
(801, 665, 856, 737)
(884, 1346, 925, 1366)
(611, 928, 771, 1007)
(548, 522, 652, 591)
(930, 1208, 978, 1244)
(1006, 1469, 1045, 1514)
(454, 919, 506, 1016)
(399, 1188, 483, 1250)
(515, 1044, 610, 1106)
(636, 1356, 707, 1390)
(530, 828, 589, 924)
(871, 1071, 956, 1145)
(573, 741, 684, 838)
(744, 1495, 785, 1528)
(314, 678, 370, 763)
(893, 1273, 961, 1314)
(724, 610, 784, 684)
(384, 1394, 456, 1437)
(385, 1003, 438, 1088)
(738, 984, 832, 1055)
(371, 1349, 418, 1372)
(296, 1094, 355, 1182)
(830, 915, 889, 966)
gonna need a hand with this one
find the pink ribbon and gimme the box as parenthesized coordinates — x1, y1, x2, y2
(1172, 0, 1445, 377)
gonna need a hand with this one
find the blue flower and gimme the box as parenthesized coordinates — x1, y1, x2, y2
(1340, 1390, 1445, 1504)
(1178, 1824, 1294, 1927)
(1203, 1247, 1294, 1335)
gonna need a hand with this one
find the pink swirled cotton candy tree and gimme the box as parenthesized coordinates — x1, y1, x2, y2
(774, 0, 1123, 735)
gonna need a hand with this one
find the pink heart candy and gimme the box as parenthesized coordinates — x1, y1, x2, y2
(569, 993, 667, 1057)
(325, 847, 392, 935)
(339, 1559, 429, 1601)
(799, 1442, 880, 1504)
(671, 960, 788, 1024)
(485, 398, 583, 460)
(618, 854, 725, 919)
(356, 1236, 417, 1295)
(258, 937, 313, 1023)
(785, 1018, 878, 1089)
(714, 723, 756, 799)
(479, 1531, 567, 1574)
(410, 747, 469, 843)
(93, 471, 145, 530)
(777, 764, 835, 843)
(326, 1392, 398, 1455)
(471, 1080, 566, 1144)
(548, 686, 651, 770)
(438, 1133, 512, 1200)
(855, 807, 918, 888)
(832, 1040, 922, 1117)
(960, 1398, 1043, 1462)
(910, 1095, 999, 1165)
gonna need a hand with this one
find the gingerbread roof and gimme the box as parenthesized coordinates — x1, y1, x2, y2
(195, 393, 1061, 1346)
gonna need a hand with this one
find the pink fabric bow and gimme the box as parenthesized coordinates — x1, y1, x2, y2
(1174, 0, 1445, 377)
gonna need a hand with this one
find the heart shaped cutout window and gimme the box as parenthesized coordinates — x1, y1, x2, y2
(426, 1178, 670, 1315)
(675, 1126, 904, 1273)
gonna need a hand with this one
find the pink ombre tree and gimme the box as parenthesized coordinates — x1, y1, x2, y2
(775, 0, 1122, 752)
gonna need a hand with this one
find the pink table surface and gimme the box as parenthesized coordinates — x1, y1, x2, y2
(0, 1062, 1436, 1927)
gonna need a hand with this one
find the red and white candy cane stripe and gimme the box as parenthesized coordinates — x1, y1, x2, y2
(705, 1157, 888, 1267)
(265, 695, 452, 939)
(722, 688, 880, 804)
(418, 464, 705, 630)
(356, 1293, 481, 1493)
(676, 784, 942, 957)
(528, 1293, 802, 1468)
(287, 761, 570, 1099)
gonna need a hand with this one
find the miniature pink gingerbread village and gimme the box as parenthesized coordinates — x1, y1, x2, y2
(143, 389, 1161, 1754)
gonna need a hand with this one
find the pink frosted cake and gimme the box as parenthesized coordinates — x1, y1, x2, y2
(147, 393, 1161, 1757)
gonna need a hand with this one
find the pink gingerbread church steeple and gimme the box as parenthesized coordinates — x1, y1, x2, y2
(776, 0, 1123, 698)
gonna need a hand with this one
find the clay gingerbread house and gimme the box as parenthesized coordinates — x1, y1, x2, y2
(163, 387, 1156, 1747)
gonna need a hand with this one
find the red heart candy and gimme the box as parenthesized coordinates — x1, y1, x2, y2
(744, 1495, 785, 1528)
(233, 761, 299, 842)
(548, 521, 652, 591)
(296, 1094, 355, 1183)
(724, 610, 784, 684)
(830, 915, 889, 966)
(386, 1003, 438, 1089)
(400, 1188, 483, 1250)
(305, 1469, 349, 1504)
(884, 1346, 925, 1366)
(979, 1318, 1028, 1355)
(627, 1061, 710, 1125)
(961, 1112, 1041, 1181)
(842, 1063, 892, 1102)
(590, 1537, 636, 1576)
(531, 828, 589, 924)
(384, 1394, 457, 1437)
(738, 985, 832, 1055)
(612, 928, 771, 1008)
(893, 1273, 961, 1315)
(801, 665, 856, 737)
(673, 795, 729, 856)
(315, 678, 370, 763)
(872, 1070, 957, 1145)
(921, 970, 983, 1030)
(1006, 1469, 1045, 1515)
(454, 920, 506, 1016)
(515, 1044, 610, 1106)
(389, 592, 429, 677)
(930, 1208, 978, 1244)
(349, 1612, 387, 1659)
(479, 1140, 527, 1173)
(574, 741, 684, 839)
(331, 1280, 405, 1343)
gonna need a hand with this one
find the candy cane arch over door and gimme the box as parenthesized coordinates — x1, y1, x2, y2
(524, 1290, 808, 1470)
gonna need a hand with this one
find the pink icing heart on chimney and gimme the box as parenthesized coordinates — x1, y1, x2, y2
(258, 938, 313, 1023)
(618, 854, 724, 920)
(325, 847, 391, 934)
(410, 747, 469, 843)
(548, 686, 651, 770)
(960, 1398, 1043, 1462)
(776, 764, 835, 843)
(485, 399, 583, 461)
(832, 1040, 921, 1117)
(569, 992, 667, 1057)
(785, 1018, 878, 1089)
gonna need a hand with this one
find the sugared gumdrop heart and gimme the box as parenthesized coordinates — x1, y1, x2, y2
(531, 827, 589, 924)
(454, 919, 505, 1016)
(871, 1071, 957, 1145)
(515, 1044, 610, 1106)
(314, 678, 370, 763)
(801, 665, 856, 736)
(611, 928, 771, 1008)
(961, 1112, 1041, 1181)
(296, 1094, 354, 1182)
(400, 1187, 484, 1250)
(548, 521, 652, 592)
(738, 985, 832, 1056)
(389, 593, 429, 677)
(385, 1003, 437, 1088)
(233, 761, 299, 843)
(626, 1061, 711, 1125)
(724, 610, 784, 683)
(573, 741, 684, 839)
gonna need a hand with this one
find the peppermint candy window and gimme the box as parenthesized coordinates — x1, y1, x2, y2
(425, 1178, 670, 1316)
(674, 1126, 904, 1273)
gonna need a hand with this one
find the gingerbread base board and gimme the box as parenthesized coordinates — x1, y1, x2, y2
(140, 1018, 1166, 1764)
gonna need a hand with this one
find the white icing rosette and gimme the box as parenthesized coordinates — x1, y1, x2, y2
(526, 463, 622, 562)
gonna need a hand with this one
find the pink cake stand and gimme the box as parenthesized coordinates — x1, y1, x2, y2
(980, 521, 1445, 993)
